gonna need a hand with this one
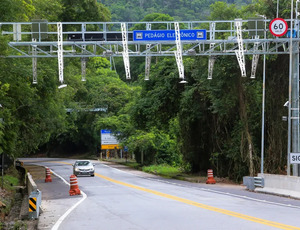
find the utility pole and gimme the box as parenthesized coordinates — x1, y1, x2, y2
(289, 42, 299, 176)
(288, 1, 300, 176)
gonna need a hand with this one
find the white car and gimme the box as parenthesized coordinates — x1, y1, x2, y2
(73, 160, 95, 177)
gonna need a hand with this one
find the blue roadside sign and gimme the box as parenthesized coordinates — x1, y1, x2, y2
(124, 146, 128, 152)
(133, 29, 206, 41)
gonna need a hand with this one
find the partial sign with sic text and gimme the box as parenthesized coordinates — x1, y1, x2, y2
(290, 153, 300, 164)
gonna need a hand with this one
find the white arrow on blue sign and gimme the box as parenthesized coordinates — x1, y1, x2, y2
(133, 29, 206, 41)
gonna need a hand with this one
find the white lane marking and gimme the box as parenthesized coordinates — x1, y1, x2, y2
(50, 169, 87, 230)
(100, 161, 300, 210)
(198, 187, 300, 209)
(146, 177, 300, 210)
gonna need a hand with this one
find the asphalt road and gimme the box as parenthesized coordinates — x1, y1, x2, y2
(21, 158, 300, 230)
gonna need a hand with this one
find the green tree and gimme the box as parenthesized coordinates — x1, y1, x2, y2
(32, 0, 63, 21)
(254, 0, 292, 18)
(60, 0, 111, 22)
(50, 57, 137, 154)
(0, 0, 35, 22)
(125, 129, 180, 165)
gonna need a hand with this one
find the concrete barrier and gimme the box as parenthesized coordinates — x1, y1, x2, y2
(27, 172, 37, 195)
(26, 172, 42, 219)
(255, 173, 300, 199)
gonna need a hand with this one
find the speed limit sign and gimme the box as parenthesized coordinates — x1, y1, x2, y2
(269, 18, 288, 37)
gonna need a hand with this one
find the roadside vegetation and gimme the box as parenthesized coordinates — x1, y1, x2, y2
(0, 166, 27, 229)
(142, 164, 183, 178)
(0, 0, 292, 192)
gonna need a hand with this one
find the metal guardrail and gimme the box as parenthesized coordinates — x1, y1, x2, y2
(254, 177, 264, 187)
(243, 176, 264, 190)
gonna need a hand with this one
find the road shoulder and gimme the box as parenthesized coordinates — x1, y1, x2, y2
(24, 165, 82, 230)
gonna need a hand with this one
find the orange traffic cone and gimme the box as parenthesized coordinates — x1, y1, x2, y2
(206, 169, 216, 184)
(45, 167, 52, 182)
(69, 175, 81, 196)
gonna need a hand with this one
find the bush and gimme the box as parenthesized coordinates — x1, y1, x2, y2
(126, 129, 181, 166)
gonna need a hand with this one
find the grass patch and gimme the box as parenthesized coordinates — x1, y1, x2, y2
(0, 167, 20, 191)
(101, 159, 183, 178)
(142, 164, 182, 178)
(4, 175, 19, 187)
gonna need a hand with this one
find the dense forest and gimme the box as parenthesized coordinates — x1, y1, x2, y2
(100, 0, 254, 21)
(0, 0, 294, 181)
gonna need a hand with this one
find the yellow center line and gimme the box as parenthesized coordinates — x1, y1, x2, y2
(94, 173, 300, 230)
(39, 161, 300, 229)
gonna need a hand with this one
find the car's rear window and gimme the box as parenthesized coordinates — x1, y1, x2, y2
(76, 161, 90, 166)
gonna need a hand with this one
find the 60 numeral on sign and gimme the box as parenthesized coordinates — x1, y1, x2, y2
(269, 18, 288, 37)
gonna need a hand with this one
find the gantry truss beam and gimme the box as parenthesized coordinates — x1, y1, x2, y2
(0, 19, 298, 58)
(235, 19, 246, 77)
(174, 22, 185, 80)
(57, 22, 64, 84)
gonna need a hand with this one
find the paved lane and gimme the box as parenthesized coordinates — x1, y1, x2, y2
(21, 158, 300, 230)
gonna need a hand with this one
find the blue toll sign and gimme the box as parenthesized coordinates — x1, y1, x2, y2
(133, 30, 206, 41)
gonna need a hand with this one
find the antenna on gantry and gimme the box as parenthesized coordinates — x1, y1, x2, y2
(208, 22, 216, 80)
(145, 23, 152, 81)
(32, 38, 38, 84)
(81, 57, 87, 82)
(174, 22, 187, 83)
(121, 23, 131, 80)
(57, 22, 67, 88)
(81, 44, 87, 82)
(250, 35, 260, 79)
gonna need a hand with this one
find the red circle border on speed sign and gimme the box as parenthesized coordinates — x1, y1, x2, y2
(269, 18, 288, 37)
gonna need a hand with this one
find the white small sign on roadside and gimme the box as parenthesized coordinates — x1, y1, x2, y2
(290, 153, 300, 164)
(101, 129, 120, 149)
(101, 130, 119, 145)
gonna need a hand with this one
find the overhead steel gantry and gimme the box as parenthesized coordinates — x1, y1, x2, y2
(0, 19, 298, 80)
(0, 19, 298, 82)
(1, 19, 297, 57)
(1, 19, 298, 82)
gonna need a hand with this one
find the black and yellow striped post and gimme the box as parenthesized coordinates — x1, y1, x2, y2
(29, 197, 37, 212)
(28, 189, 41, 219)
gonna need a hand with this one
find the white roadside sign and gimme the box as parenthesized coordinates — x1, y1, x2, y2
(290, 153, 300, 164)
(101, 129, 120, 149)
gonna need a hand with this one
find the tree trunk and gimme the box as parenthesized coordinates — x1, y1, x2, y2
(238, 78, 255, 176)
